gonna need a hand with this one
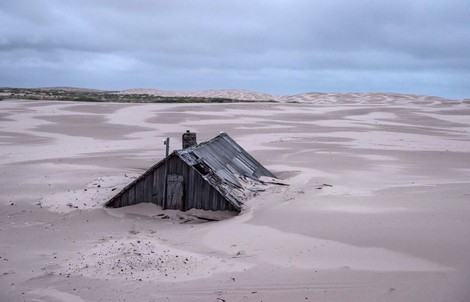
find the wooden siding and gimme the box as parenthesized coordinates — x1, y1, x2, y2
(107, 154, 236, 212)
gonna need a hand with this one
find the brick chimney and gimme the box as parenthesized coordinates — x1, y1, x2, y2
(182, 130, 197, 149)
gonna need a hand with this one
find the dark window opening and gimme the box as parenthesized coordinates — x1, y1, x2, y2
(195, 163, 210, 175)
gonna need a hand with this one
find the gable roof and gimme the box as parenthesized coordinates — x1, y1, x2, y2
(106, 132, 276, 211)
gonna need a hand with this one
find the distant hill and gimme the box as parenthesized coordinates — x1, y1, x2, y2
(118, 89, 458, 104)
(0, 87, 462, 104)
(36, 87, 107, 92)
(119, 89, 281, 102)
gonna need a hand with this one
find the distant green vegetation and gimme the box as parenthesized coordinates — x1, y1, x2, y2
(0, 88, 261, 103)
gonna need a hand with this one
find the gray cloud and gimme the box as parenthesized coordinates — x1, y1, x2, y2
(1, 0, 469, 98)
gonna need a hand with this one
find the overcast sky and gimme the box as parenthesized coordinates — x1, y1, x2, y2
(1, 0, 469, 98)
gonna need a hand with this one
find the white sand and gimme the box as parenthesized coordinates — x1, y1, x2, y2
(1, 94, 469, 301)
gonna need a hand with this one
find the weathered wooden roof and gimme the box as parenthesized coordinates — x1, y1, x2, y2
(177, 132, 275, 184)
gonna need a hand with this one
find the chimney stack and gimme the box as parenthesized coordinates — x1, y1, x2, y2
(182, 130, 197, 149)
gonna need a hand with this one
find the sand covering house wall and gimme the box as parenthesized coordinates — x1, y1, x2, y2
(105, 133, 276, 212)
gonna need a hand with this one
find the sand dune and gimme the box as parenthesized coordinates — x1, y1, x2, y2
(1, 95, 469, 301)
(118, 88, 458, 105)
(283, 92, 453, 105)
(119, 88, 281, 101)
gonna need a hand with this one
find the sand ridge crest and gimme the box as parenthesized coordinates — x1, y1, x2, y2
(118, 89, 460, 104)
(118, 88, 281, 101)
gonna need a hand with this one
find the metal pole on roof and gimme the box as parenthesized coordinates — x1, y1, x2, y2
(162, 137, 170, 209)
(163, 137, 170, 157)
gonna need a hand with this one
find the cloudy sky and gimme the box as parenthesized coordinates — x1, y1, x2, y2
(1, 0, 469, 99)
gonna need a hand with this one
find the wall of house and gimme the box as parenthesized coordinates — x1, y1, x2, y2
(108, 154, 237, 212)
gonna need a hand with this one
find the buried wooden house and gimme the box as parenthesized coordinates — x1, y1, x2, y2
(105, 132, 278, 212)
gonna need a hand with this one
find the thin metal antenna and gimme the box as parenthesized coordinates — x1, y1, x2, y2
(163, 137, 170, 157)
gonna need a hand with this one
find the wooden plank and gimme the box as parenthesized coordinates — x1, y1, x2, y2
(144, 173, 153, 203)
(152, 169, 161, 206)
(128, 186, 135, 205)
(121, 191, 128, 207)
(136, 180, 143, 203)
